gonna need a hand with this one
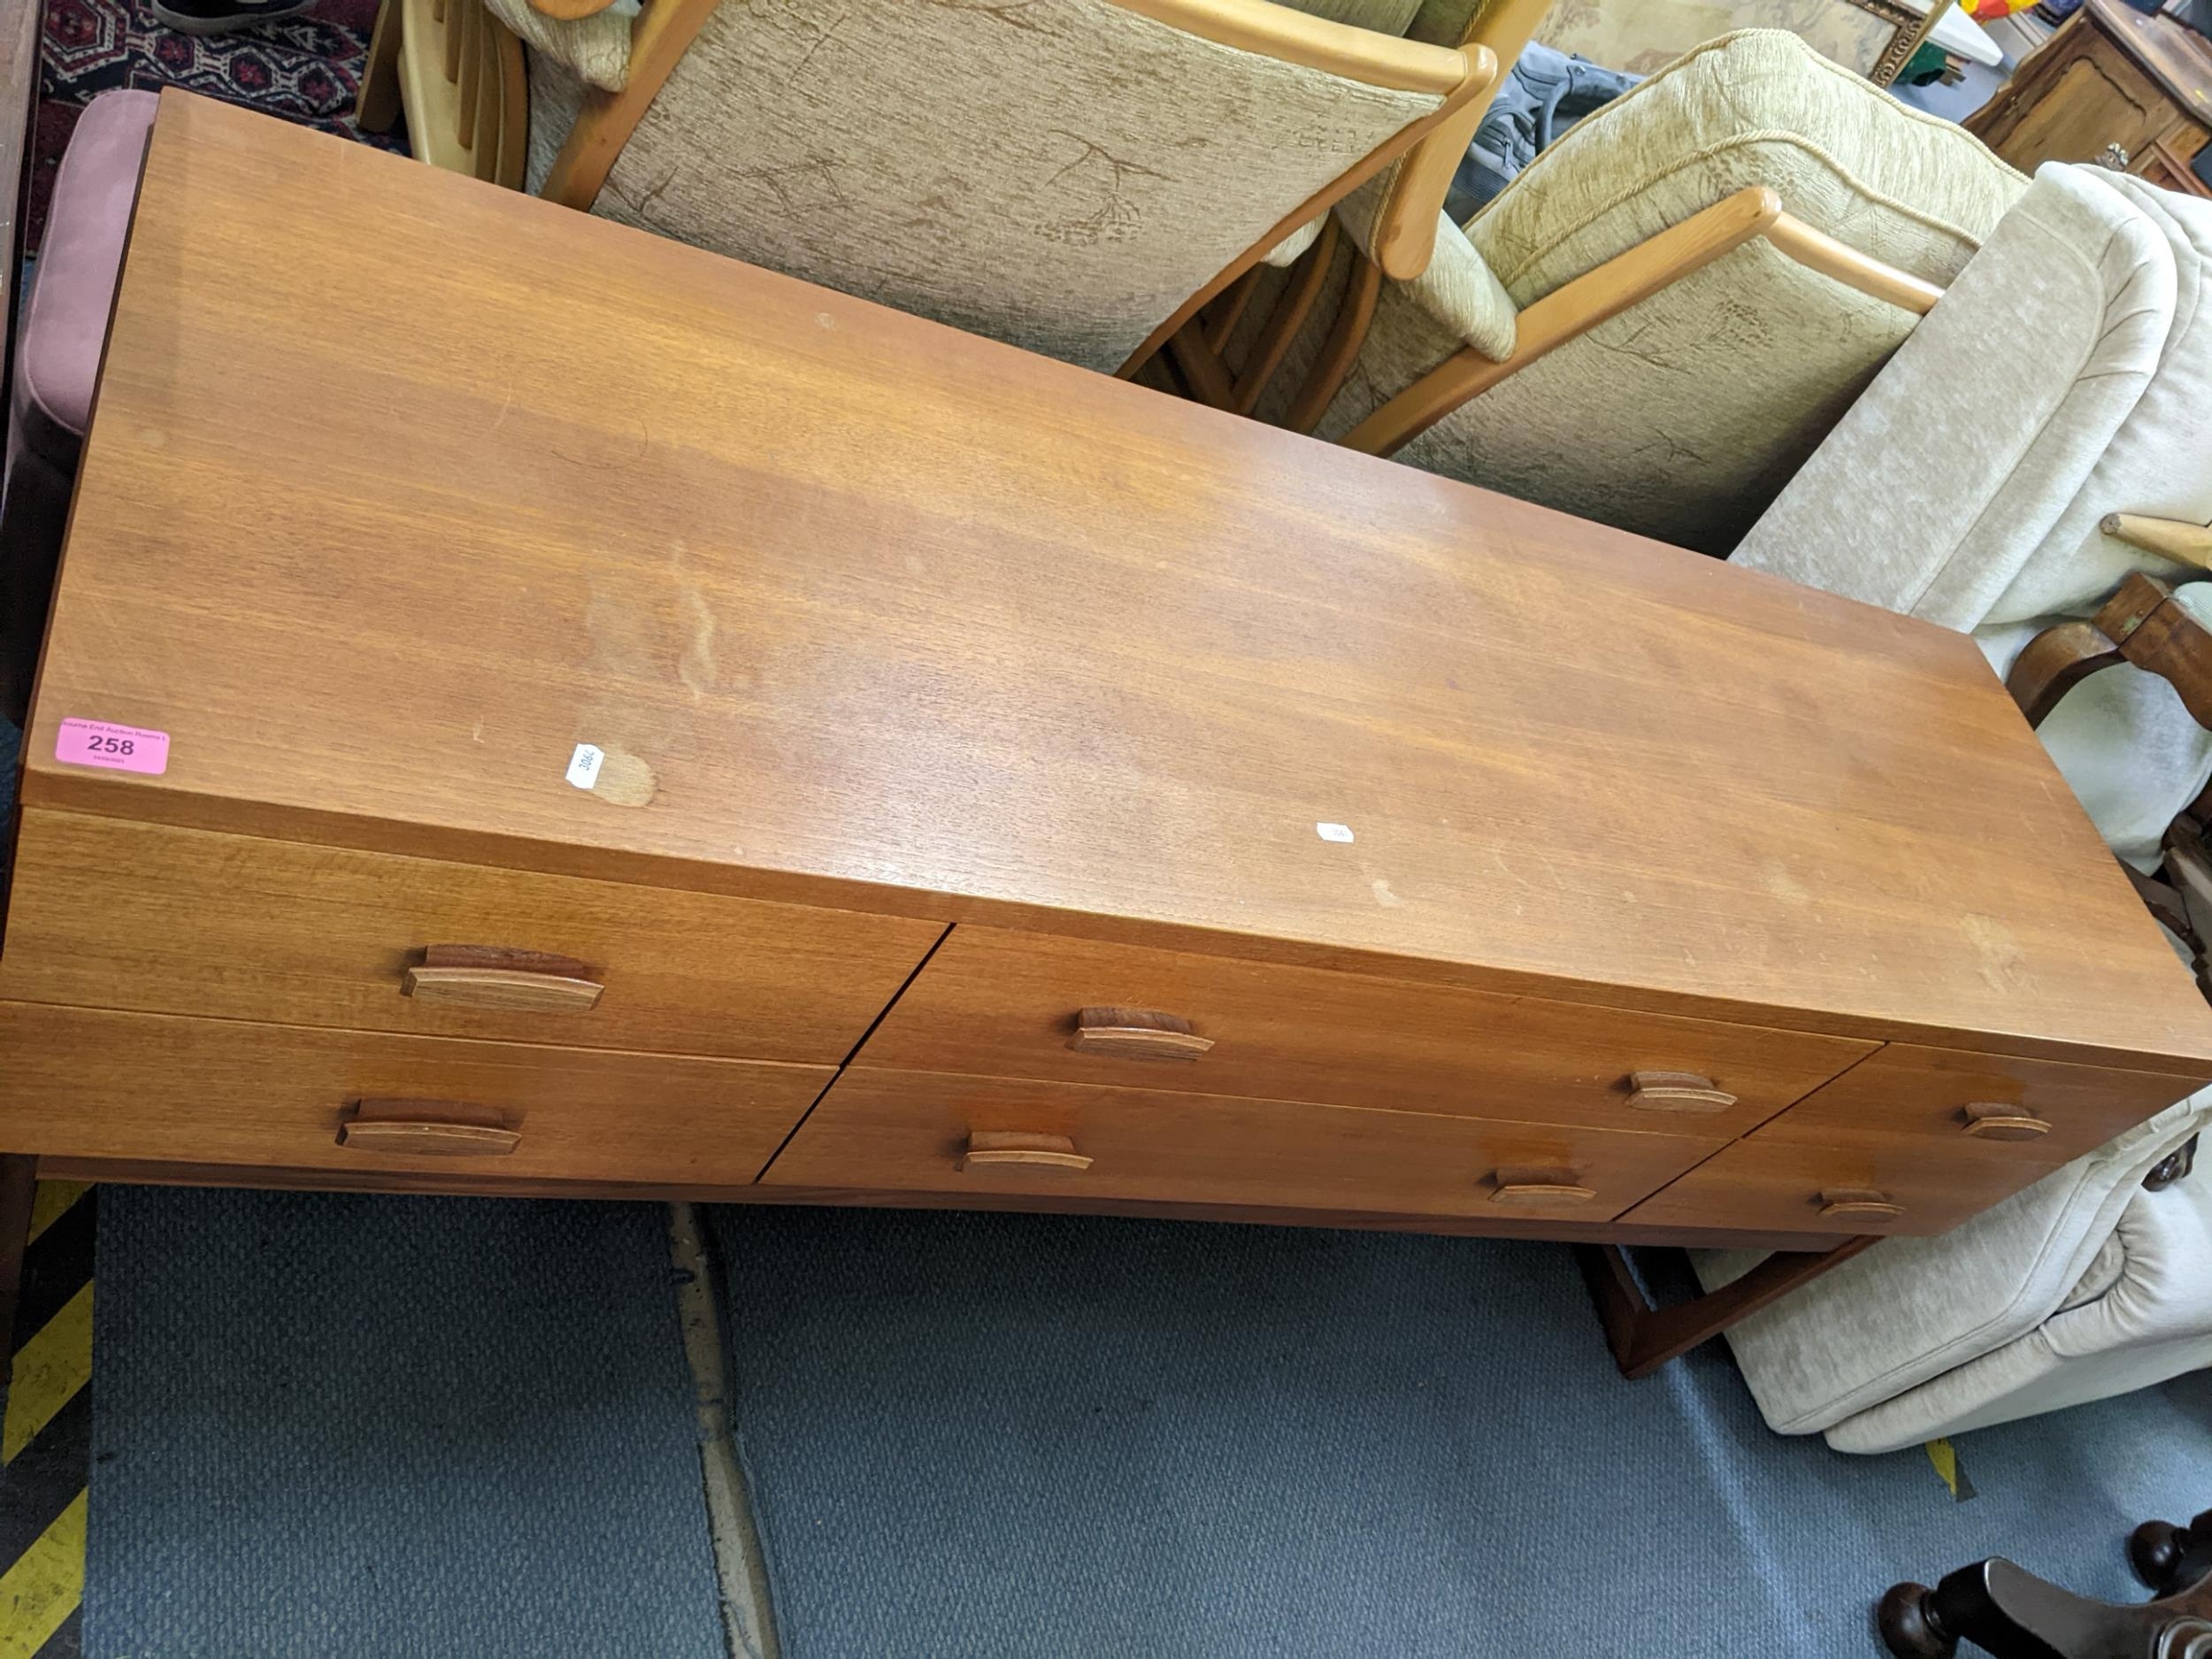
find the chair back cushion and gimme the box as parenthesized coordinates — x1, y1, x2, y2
(526, 0, 1448, 373)
(1979, 176, 2212, 628)
(1324, 29, 2024, 554)
(1733, 163, 2176, 622)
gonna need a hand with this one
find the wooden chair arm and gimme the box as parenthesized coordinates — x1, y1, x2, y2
(2104, 512, 2212, 572)
(2007, 572, 2212, 732)
(1366, 0, 1547, 280)
(2006, 619, 2124, 727)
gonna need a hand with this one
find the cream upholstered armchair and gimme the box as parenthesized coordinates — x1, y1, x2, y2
(1684, 163, 2212, 1454)
(1268, 28, 2026, 556)
(418, 0, 1505, 383)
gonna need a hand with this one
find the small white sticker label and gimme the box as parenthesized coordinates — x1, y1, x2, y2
(566, 743, 604, 790)
(1316, 822, 1355, 843)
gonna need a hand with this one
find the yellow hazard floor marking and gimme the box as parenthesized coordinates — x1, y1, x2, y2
(24, 1185, 88, 1250)
(1925, 1438, 1962, 1497)
(0, 1488, 85, 1659)
(3, 1284, 92, 1465)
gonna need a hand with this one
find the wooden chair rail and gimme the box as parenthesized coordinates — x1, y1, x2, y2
(1338, 188, 1945, 459)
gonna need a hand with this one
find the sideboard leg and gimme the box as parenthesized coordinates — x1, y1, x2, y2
(0, 1153, 35, 1378)
(1575, 1235, 1881, 1380)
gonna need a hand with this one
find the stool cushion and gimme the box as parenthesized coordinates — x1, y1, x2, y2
(20, 89, 158, 444)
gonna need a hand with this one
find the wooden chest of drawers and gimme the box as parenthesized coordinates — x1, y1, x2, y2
(7, 94, 2212, 1263)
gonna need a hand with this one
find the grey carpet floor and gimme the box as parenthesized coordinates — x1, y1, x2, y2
(87, 1187, 726, 1659)
(710, 1203, 2212, 1659)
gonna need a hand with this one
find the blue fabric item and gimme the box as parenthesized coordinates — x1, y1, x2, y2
(88, 1187, 726, 1659)
(712, 1204, 2212, 1659)
(1449, 42, 1641, 221)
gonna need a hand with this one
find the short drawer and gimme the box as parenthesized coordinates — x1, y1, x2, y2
(1750, 1045, 2205, 1166)
(1616, 1135, 2046, 1237)
(854, 928, 1874, 1136)
(0, 1002, 832, 1184)
(0, 810, 941, 1062)
(759, 1067, 1722, 1222)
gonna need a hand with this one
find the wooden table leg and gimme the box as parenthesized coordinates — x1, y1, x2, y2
(1576, 1235, 1880, 1380)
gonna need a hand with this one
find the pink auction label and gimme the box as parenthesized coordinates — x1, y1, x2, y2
(55, 718, 169, 776)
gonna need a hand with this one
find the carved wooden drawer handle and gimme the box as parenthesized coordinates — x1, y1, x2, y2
(1818, 1187, 1903, 1221)
(1625, 1070, 1738, 1114)
(958, 1131, 1094, 1173)
(339, 1098, 520, 1156)
(1490, 1165, 1597, 1207)
(1961, 1102, 2054, 1141)
(1066, 1006, 1214, 1062)
(403, 945, 604, 1012)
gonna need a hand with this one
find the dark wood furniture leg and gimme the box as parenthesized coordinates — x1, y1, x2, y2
(0, 1152, 36, 1375)
(1879, 1517, 2212, 1657)
(1575, 1235, 1880, 1379)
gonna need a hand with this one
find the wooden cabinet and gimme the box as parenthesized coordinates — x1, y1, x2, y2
(1968, 0, 2212, 187)
(7, 95, 2211, 1257)
(0, 1003, 833, 1186)
(853, 927, 1876, 1139)
(764, 1069, 1720, 1223)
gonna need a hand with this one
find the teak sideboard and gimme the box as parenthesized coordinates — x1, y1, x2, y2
(6, 96, 2212, 1365)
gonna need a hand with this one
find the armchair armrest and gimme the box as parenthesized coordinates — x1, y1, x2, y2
(2008, 572, 2212, 731)
(1363, 0, 1548, 279)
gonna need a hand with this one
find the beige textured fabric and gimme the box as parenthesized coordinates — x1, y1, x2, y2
(1406, 0, 1481, 45)
(1692, 1087, 2212, 1446)
(1279, 0, 1425, 30)
(1537, 0, 1892, 75)
(487, 0, 631, 92)
(525, 0, 1445, 374)
(1264, 215, 1327, 268)
(1734, 165, 2176, 625)
(1826, 1164, 2212, 1454)
(1735, 165, 2212, 872)
(1316, 29, 2024, 554)
(1333, 177, 1517, 358)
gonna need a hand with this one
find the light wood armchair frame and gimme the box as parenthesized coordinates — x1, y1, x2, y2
(510, 0, 1497, 380)
(359, 0, 529, 188)
(1310, 183, 1944, 455)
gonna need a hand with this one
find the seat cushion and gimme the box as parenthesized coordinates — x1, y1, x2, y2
(1825, 1160, 2212, 1452)
(19, 88, 157, 447)
(1322, 29, 2025, 553)
(1690, 1087, 2212, 1440)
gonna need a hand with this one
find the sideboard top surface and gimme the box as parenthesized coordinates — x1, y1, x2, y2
(27, 93, 2212, 1071)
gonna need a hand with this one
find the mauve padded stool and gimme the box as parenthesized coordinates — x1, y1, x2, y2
(1, 89, 156, 726)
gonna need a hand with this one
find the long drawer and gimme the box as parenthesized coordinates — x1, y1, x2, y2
(1616, 1134, 2048, 1236)
(0, 810, 941, 1062)
(759, 1067, 1724, 1221)
(1751, 1043, 2202, 1166)
(853, 927, 1874, 1137)
(0, 1002, 832, 1184)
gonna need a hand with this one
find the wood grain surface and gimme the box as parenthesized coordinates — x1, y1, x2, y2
(31, 1153, 1849, 1249)
(1617, 1131, 2055, 1236)
(0, 1001, 832, 1183)
(27, 92, 2212, 1073)
(856, 925, 1873, 1137)
(758, 1067, 1722, 1223)
(1, 809, 941, 1062)
(1750, 1041, 2203, 1168)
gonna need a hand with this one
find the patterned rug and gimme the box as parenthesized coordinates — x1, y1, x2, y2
(31, 0, 403, 250)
